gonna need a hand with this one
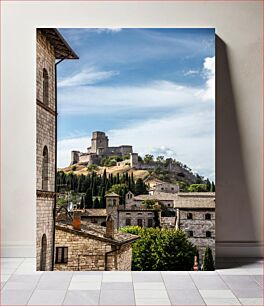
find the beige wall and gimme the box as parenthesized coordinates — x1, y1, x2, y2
(1, 1, 262, 257)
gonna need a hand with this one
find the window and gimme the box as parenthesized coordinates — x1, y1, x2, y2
(171, 188, 174, 190)
(55, 247, 68, 264)
(125, 218, 131, 226)
(147, 219, 153, 227)
(188, 231, 193, 237)
(168, 203, 171, 207)
(205, 213, 211, 220)
(138, 212, 142, 215)
(43, 68, 49, 106)
(113, 199, 117, 206)
(126, 213, 131, 215)
(187, 213, 193, 220)
(137, 219, 143, 227)
(161, 187, 164, 190)
(206, 231, 211, 238)
(42, 146, 48, 191)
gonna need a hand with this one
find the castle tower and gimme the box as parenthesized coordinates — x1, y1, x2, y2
(36, 29, 78, 271)
(71, 151, 80, 165)
(130, 153, 139, 168)
(91, 131, 109, 154)
(105, 192, 120, 229)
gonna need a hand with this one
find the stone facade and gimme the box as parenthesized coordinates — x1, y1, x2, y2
(36, 30, 56, 271)
(36, 29, 78, 271)
(54, 220, 138, 271)
(118, 210, 155, 228)
(179, 209, 215, 261)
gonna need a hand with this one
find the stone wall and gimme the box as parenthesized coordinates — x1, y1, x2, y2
(54, 228, 132, 271)
(36, 29, 56, 271)
(118, 211, 154, 228)
(36, 197, 54, 271)
(179, 209, 215, 261)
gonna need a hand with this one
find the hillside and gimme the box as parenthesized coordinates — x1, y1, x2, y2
(58, 157, 202, 187)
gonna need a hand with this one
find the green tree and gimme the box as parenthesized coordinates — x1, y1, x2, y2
(206, 179, 211, 192)
(80, 196, 84, 209)
(135, 178, 148, 195)
(156, 155, 164, 163)
(84, 189, 93, 209)
(143, 154, 154, 164)
(93, 197, 100, 208)
(188, 184, 208, 192)
(108, 183, 128, 204)
(210, 181, 215, 192)
(120, 227, 197, 271)
(203, 246, 215, 271)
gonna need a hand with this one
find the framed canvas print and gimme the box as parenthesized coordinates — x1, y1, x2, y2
(36, 28, 215, 271)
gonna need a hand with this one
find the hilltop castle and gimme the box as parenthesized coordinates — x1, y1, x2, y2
(71, 131, 139, 167)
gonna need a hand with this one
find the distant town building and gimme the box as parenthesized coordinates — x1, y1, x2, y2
(36, 28, 78, 271)
(55, 208, 139, 271)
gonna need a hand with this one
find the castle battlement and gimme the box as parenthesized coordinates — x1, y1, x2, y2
(71, 131, 138, 167)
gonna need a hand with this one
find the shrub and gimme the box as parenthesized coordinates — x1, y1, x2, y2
(120, 227, 197, 271)
(203, 246, 215, 271)
(188, 184, 207, 192)
(87, 164, 99, 171)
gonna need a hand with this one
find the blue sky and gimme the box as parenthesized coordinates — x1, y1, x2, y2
(57, 28, 215, 181)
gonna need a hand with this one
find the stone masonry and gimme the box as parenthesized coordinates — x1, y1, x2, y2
(36, 29, 78, 271)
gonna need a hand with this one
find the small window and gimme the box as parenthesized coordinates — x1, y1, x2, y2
(137, 219, 143, 227)
(126, 213, 131, 215)
(168, 203, 171, 207)
(188, 231, 193, 237)
(161, 187, 164, 190)
(113, 199, 117, 206)
(148, 213, 153, 216)
(42, 146, 48, 191)
(205, 213, 211, 220)
(147, 219, 153, 227)
(55, 247, 68, 264)
(125, 218, 131, 226)
(206, 231, 211, 238)
(187, 213, 193, 220)
(138, 212, 142, 215)
(171, 188, 174, 190)
(43, 68, 49, 106)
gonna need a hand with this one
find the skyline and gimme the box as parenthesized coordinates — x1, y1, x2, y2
(57, 28, 215, 181)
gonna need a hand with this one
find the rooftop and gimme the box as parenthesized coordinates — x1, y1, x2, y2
(38, 28, 79, 59)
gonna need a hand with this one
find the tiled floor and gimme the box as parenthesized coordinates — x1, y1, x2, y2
(0, 258, 263, 305)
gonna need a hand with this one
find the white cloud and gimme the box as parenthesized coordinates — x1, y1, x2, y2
(183, 69, 199, 76)
(95, 28, 122, 33)
(58, 68, 119, 87)
(196, 56, 215, 101)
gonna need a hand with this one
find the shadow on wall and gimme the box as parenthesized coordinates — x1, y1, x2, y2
(215, 36, 259, 266)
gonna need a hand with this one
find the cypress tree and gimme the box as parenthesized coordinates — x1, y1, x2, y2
(210, 181, 215, 192)
(93, 197, 100, 209)
(206, 179, 211, 192)
(135, 178, 148, 195)
(80, 196, 84, 209)
(84, 189, 93, 209)
(203, 246, 215, 271)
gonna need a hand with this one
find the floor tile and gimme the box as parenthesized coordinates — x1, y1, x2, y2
(0, 258, 25, 263)
(1, 288, 33, 305)
(252, 275, 263, 287)
(37, 272, 72, 290)
(221, 275, 261, 289)
(99, 289, 135, 305)
(167, 289, 205, 305)
(217, 268, 250, 275)
(245, 268, 264, 275)
(162, 275, 196, 289)
(1, 281, 5, 289)
(231, 287, 263, 298)
(102, 272, 132, 282)
(199, 289, 237, 299)
(1, 275, 11, 282)
(135, 289, 169, 299)
(132, 272, 163, 282)
(27, 289, 66, 305)
(101, 281, 133, 290)
(239, 298, 264, 305)
(191, 275, 229, 290)
(8, 274, 41, 283)
(71, 274, 102, 282)
(134, 282, 166, 290)
(63, 289, 100, 305)
(203, 298, 241, 305)
(135, 298, 171, 305)
(68, 281, 101, 290)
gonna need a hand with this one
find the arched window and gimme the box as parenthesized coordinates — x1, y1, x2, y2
(205, 213, 211, 220)
(40, 234, 47, 271)
(43, 68, 49, 106)
(42, 146, 48, 191)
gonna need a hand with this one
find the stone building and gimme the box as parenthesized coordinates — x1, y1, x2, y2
(71, 131, 137, 166)
(54, 209, 139, 271)
(36, 28, 78, 270)
(175, 192, 215, 260)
